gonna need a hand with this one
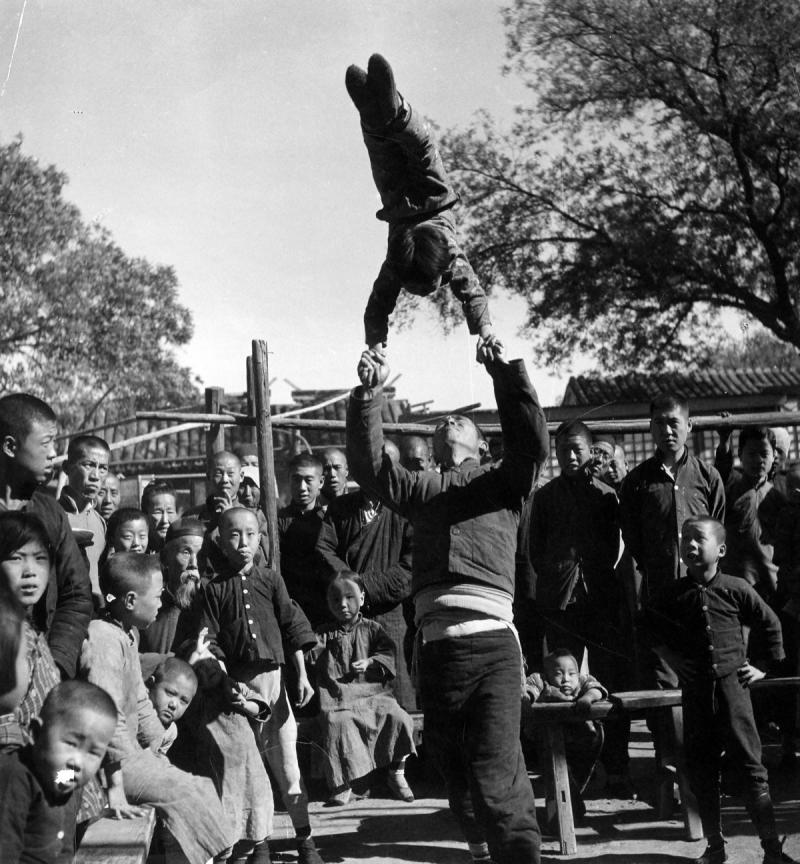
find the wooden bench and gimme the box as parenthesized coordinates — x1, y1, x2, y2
(73, 807, 156, 864)
(530, 677, 800, 856)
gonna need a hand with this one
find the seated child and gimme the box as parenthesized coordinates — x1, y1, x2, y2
(0, 680, 117, 864)
(0, 512, 62, 747)
(0, 585, 31, 750)
(144, 656, 198, 756)
(80, 553, 231, 864)
(646, 517, 796, 864)
(202, 507, 324, 864)
(344, 54, 498, 367)
(166, 643, 273, 864)
(309, 572, 416, 806)
(141, 480, 180, 552)
(523, 649, 606, 821)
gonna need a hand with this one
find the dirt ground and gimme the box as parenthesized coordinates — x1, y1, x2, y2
(267, 721, 800, 864)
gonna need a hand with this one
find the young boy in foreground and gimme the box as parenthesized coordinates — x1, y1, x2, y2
(0, 680, 117, 864)
(202, 507, 323, 864)
(646, 517, 795, 864)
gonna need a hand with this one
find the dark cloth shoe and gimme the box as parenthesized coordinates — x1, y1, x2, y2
(296, 836, 325, 864)
(345, 64, 375, 121)
(692, 845, 728, 864)
(366, 53, 401, 125)
(764, 837, 799, 864)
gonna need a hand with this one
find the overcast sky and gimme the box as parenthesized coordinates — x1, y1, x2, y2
(1, 0, 574, 410)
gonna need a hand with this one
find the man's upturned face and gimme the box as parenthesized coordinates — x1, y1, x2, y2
(66, 446, 109, 503)
(432, 415, 480, 464)
(6, 419, 58, 485)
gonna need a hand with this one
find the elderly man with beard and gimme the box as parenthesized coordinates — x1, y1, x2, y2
(138, 518, 206, 655)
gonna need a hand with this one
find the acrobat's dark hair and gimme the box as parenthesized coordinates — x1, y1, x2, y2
(0, 394, 56, 442)
(387, 223, 453, 282)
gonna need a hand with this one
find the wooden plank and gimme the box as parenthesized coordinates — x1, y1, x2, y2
(668, 705, 703, 840)
(544, 725, 577, 856)
(73, 807, 156, 864)
(137, 408, 800, 437)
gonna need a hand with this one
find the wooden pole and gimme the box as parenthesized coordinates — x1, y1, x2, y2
(246, 357, 256, 443)
(251, 340, 280, 574)
(204, 387, 226, 475)
(140, 407, 800, 438)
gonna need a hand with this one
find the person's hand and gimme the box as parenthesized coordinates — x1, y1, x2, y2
(476, 333, 505, 365)
(542, 685, 574, 702)
(106, 786, 145, 820)
(295, 675, 314, 708)
(351, 658, 371, 674)
(188, 628, 214, 665)
(210, 491, 235, 514)
(738, 662, 766, 688)
(715, 412, 733, 442)
(574, 695, 595, 717)
(358, 349, 390, 389)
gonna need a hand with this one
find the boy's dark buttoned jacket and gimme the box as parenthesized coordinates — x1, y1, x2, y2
(201, 554, 316, 666)
(645, 570, 784, 679)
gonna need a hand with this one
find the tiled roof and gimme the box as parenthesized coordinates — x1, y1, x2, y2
(563, 368, 800, 406)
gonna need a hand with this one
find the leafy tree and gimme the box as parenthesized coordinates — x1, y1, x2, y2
(417, 0, 800, 373)
(0, 137, 200, 430)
